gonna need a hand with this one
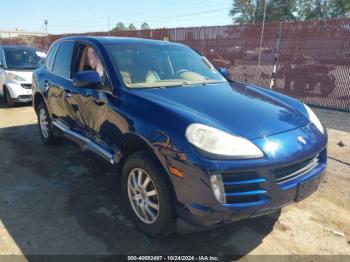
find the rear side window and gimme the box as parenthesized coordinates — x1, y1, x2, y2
(45, 42, 59, 71)
(52, 41, 75, 78)
(0, 49, 4, 66)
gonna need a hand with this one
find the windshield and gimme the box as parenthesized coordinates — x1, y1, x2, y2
(106, 43, 226, 88)
(4, 47, 46, 70)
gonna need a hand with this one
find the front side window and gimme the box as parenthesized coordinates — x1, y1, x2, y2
(75, 46, 105, 79)
(52, 41, 75, 78)
(0, 49, 4, 66)
(45, 42, 59, 71)
(3, 47, 46, 70)
(106, 43, 226, 88)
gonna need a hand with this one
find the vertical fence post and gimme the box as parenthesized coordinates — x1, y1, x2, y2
(255, 0, 268, 85)
(270, 22, 283, 89)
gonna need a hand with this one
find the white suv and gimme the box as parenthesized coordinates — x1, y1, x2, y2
(0, 45, 46, 106)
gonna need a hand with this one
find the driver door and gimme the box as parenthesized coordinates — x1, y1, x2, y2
(69, 42, 112, 141)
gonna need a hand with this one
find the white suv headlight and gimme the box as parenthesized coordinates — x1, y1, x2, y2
(186, 123, 264, 159)
(7, 72, 26, 82)
(304, 105, 325, 134)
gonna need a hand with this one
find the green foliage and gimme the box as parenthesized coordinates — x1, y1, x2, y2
(112, 22, 138, 31)
(230, 0, 349, 24)
(113, 22, 126, 31)
(230, 0, 297, 23)
(229, 0, 257, 23)
(298, 0, 329, 19)
(298, 0, 350, 20)
(265, 0, 297, 21)
(328, 0, 350, 17)
(141, 22, 151, 30)
(128, 23, 137, 30)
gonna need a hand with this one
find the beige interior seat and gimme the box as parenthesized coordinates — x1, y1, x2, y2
(120, 71, 132, 85)
(178, 71, 206, 81)
(78, 47, 104, 78)
(145, 70, 160, 82)
(79, 47, 89, 71)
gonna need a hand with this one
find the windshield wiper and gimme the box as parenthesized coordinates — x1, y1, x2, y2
(181, 80, 225, 87)
(10, 67, 38, 70)
(203, 80, 226, 85)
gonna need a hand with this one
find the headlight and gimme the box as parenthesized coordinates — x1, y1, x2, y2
(210, 174, 225, 204)
(304, 105, 324, 134)
(7, 72, 26, 82)
(186, 123, 264, 159)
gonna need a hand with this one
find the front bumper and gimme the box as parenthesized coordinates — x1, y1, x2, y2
(163, 123, 328, 229)
(5, 82, 32, 102)
(176, 154, 326, 229)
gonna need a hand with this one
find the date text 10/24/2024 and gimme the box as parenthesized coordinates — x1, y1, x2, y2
(127, 256, 220, 261)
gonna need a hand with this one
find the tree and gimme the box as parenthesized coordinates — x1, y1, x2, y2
(229, 0, 257, 24)
(128, 23, 137, 30)
(229, 0, 297, 24)
(141, 22, 151, 30)
(297, 0, 350, 20)
(266, 0, 297, 21)
(298, 0, 329, 20)
(113, 22, 126, 31)
(328, 0, 349, 17)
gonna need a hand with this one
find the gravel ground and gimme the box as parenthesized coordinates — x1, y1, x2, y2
(312, 107, 350, 132)
(0, 102, 349, 259)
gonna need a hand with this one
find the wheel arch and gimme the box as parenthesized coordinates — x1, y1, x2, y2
(3, 84, 14, 98)
(33, 92, 47, 113)
(119, 132, 177, 200)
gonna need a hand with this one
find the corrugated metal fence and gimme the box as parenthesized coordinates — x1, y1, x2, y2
(1, 19, 349, 111)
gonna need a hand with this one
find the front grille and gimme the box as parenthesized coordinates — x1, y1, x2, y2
(21, 84, 32, 89)
(17, 95, 32, 99)
(274, 154, 319, 184)
(222, 171, 268, 207)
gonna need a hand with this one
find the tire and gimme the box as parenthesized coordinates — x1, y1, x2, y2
(37, 102, 59, 145)
(121, 151, 176, 237)
(3, 87, 15, 107)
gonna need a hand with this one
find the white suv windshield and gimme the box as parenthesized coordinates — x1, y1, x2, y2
(4, 47, 45, 70)
(106, 43, 226, 88)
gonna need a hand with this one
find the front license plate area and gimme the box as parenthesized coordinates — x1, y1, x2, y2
(296, 175, 320, 202)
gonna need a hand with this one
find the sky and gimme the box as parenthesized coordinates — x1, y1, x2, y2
(0, 0, 232, 35)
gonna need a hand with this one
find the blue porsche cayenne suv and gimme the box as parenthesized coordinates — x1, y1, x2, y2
(32, 36, 327, 237)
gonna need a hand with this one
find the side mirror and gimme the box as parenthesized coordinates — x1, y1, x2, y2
(217, 67, 229, 78)
(73, 71, 101, 88)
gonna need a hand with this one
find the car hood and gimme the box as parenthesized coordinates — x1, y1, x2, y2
(134, 81, 309, 140)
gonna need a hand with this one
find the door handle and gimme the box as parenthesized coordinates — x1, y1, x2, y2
(93, 99, 105, 106)
(64, 90, 72, 98)
(43, 81, 49, 89)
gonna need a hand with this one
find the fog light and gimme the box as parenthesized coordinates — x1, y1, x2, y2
(210, 174, 226, 204)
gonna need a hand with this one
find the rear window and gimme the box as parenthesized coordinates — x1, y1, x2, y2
(52, 41, 75, 78)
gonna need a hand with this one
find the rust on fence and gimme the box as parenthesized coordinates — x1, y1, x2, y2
(1, 19, 349, 111)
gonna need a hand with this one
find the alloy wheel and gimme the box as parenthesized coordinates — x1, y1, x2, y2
(39, 108, 49, 139)
(127, 168, 160, 224)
